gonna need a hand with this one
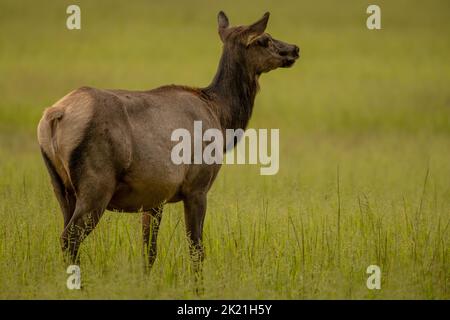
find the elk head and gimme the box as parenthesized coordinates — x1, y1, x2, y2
(217, 11, 300, 75)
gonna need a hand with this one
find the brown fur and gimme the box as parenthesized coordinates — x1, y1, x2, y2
(37, 12, 299, 274)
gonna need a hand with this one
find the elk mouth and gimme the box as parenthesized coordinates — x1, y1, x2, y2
(281, 56, 298, 68)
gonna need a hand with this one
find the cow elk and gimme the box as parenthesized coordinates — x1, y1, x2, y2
(37, 11, 299, 278)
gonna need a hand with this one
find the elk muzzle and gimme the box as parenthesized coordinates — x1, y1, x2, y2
(279, 43, 300, 68)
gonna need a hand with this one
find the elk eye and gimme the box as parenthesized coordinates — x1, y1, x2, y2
(257, 37, 269, 47)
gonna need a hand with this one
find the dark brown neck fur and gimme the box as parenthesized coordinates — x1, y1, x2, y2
(203, 46, 259, 130)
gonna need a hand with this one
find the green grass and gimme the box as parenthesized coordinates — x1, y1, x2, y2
(0, 0, 449, 299)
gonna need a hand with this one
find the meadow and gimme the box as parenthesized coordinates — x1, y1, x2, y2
(0, 0, 449, 299)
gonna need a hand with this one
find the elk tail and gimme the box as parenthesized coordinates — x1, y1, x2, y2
(44, 108, 64, 154)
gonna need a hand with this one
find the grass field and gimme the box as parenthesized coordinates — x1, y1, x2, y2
(0, 0, 449, 299)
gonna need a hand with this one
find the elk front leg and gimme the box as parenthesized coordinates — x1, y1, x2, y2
(142, 206, 163, 271)
(183, 193, 207, 277)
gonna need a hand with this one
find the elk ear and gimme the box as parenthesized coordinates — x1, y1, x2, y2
(218, 11, 230, 42)
(247, 12, 270, 35)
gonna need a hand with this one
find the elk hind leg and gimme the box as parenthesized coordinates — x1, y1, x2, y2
(142, 206, 163, 271)
(41, 149, 76, 228)
(61, 175, 115, 265)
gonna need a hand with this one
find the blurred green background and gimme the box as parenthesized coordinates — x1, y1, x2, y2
(0, 0, 449, 299)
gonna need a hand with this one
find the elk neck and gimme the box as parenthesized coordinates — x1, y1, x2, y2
(203, 46, 259, 131)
